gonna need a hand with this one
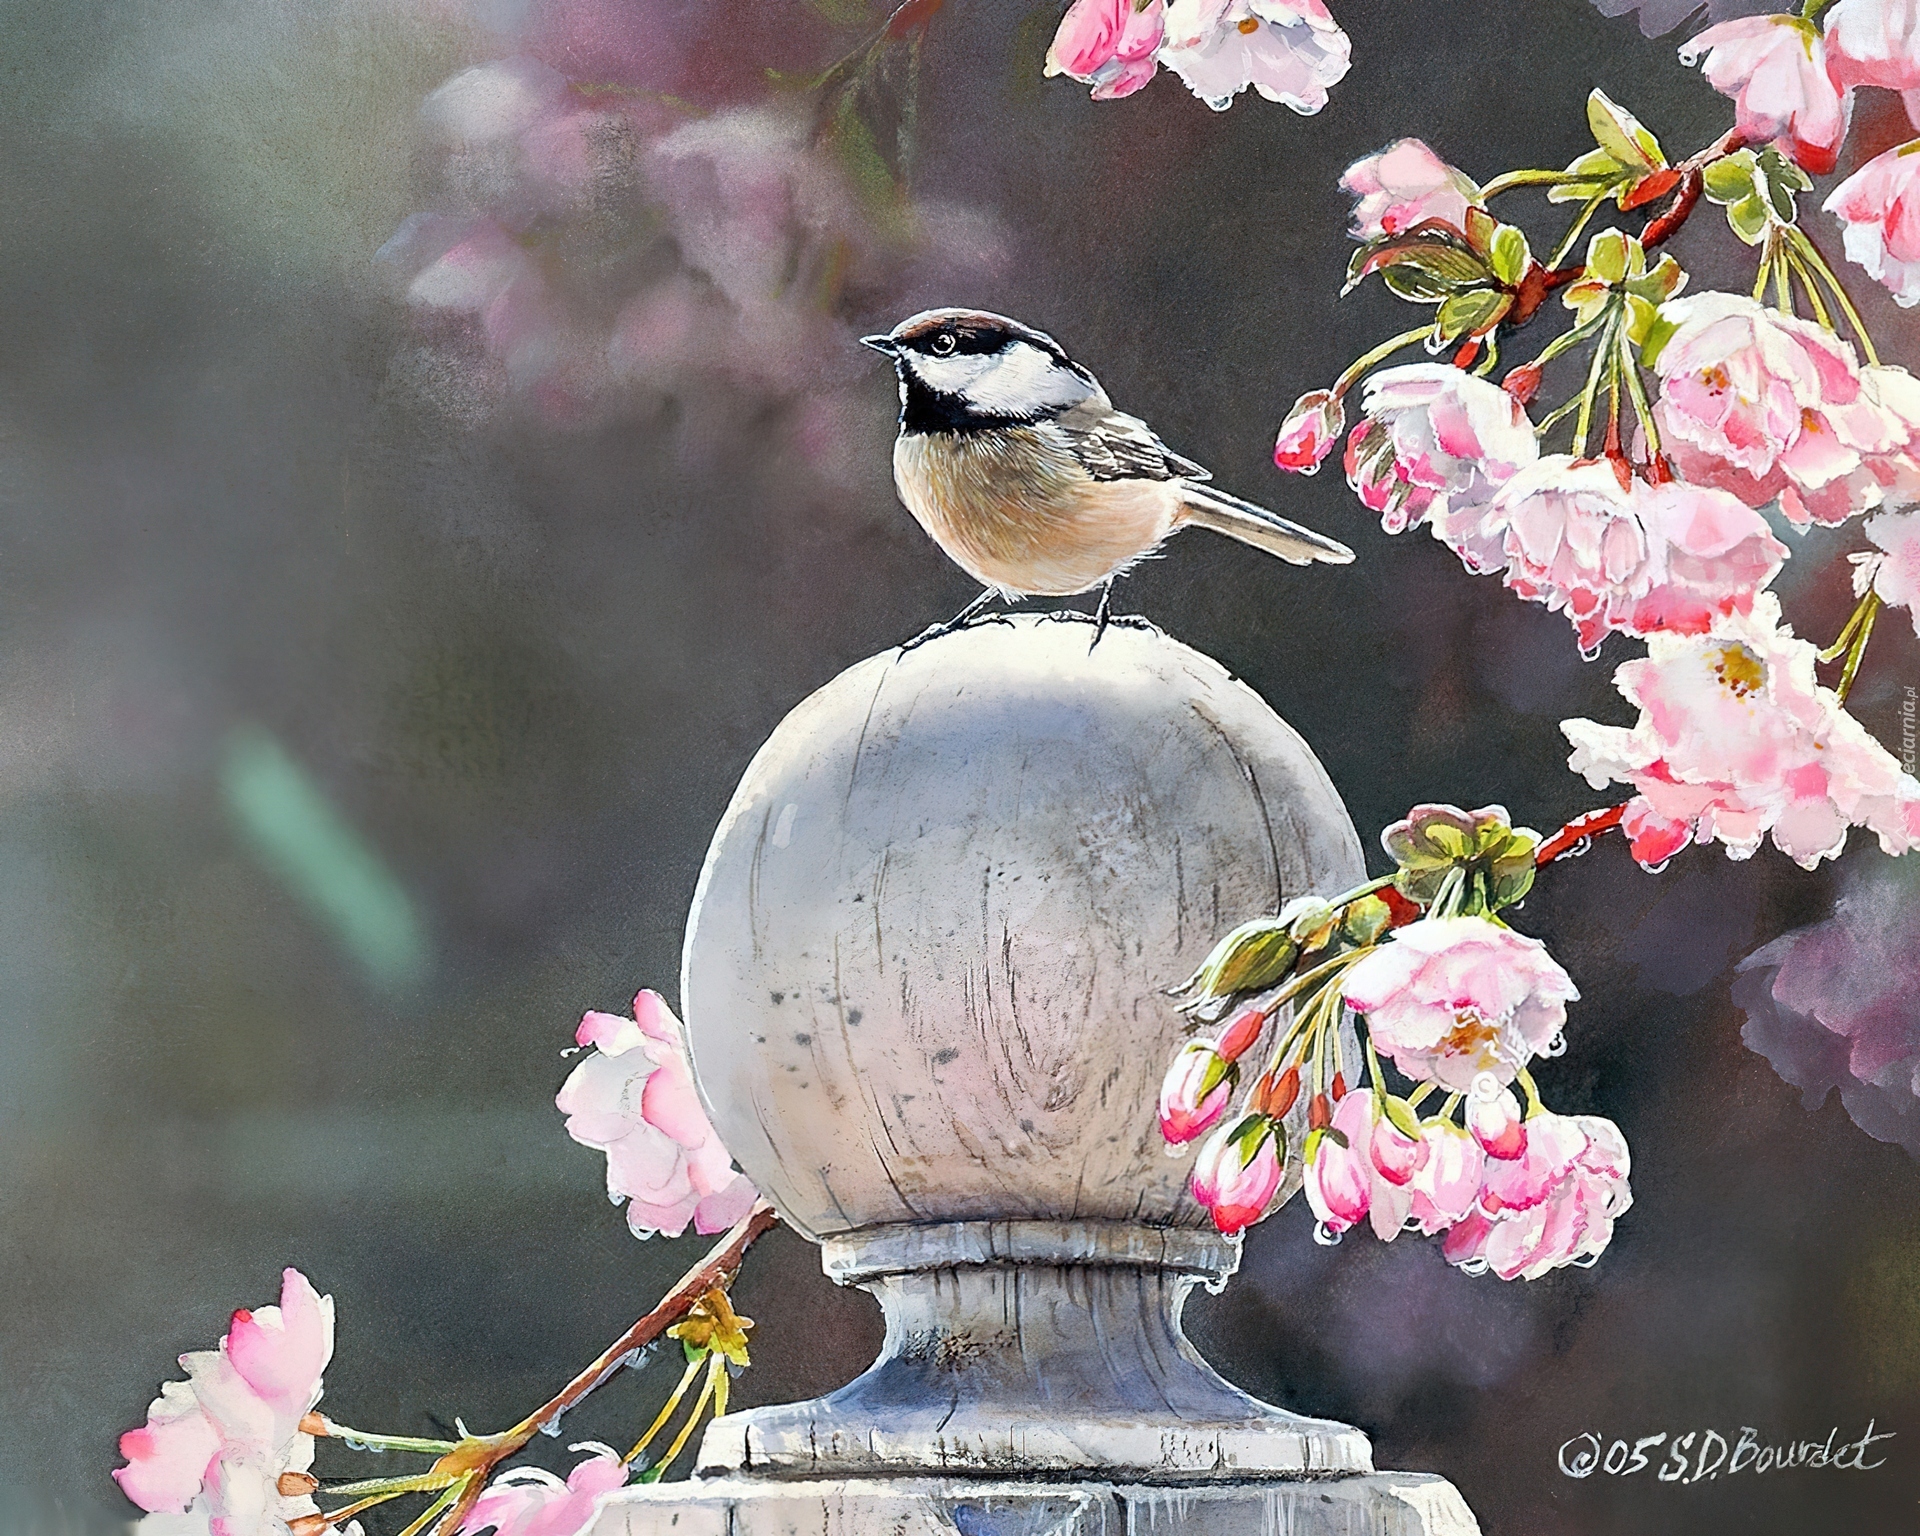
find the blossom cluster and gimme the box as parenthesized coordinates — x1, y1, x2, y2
(114, 1269, 345, 1536)
(1273, 50, 1920, 873)
(377, 3, 1001, 483)
(1045, 0, 1350, 113)
(1162, 804, 1633, 1281)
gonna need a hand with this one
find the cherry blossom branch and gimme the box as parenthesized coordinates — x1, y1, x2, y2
(312, 1200, 782, 1536)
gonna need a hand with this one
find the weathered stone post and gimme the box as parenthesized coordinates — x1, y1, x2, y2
(591, 615, 1480, 1536)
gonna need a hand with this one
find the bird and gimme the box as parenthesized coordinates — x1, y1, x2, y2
(859, 308, 1353, 642)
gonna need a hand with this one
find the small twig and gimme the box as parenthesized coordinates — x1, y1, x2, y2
(316, 1201, 782, 1536)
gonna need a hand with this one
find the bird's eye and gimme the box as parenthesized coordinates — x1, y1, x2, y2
(929, 332, 957, 356)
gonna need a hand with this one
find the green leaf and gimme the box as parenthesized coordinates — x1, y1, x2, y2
(1346, 232, 1493, 297)
(1487, 222, 1532, 287)
(1703, 149, 1758, 205)
(1381, 1093, 1423, 1140)
(1587, 89, 1667, 177)
(1586, 228, 1631, 286)
(1639, 310, 1679, 369)
(1548, 148, 1625, 203)
(1380, 263, 1455, 303)
(1759, 146, 1811, 221)
(1727, 192, 1771, 245)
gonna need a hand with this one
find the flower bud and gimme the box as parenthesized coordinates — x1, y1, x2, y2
(1274, 389, 1345, 474)
(1191, 1114, 1284, 1235)
(1503, 362, 1542, 403)
(1216, 1006, 1267, 1062)
(1255, 1064, 1302, 1118)
(1178, 917, 1297, 1002)
(1158, 1041, 1238, 1145)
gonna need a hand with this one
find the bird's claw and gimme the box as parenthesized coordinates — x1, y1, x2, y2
(898, 610, 1014, 654)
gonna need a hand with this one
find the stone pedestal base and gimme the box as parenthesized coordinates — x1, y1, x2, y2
(591, 1475, 1481, 1536)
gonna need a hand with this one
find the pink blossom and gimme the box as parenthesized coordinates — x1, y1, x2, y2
(1158, 1041, 1238, 1144)
(1679, 17, 1852, 175)
(1466, 1078, 1528, 1160)
(556, 990, 758, 1239)
(1159, 0, 1351, 115)
(114, 1270, 341, 1536)
(1562, 593, 1920, 868)
(1443, 1114, 1632, 1281)
(1273, 389, 1344, 473)
(460, 1445, 630, 1536)
(1652, 292, 1901, 526)
(1340, 139, 1480, 240)
(1191, 1114, 1284, 1234)
(1477, 457, 1789, 653)
(1342, 916, 1580, 1093)
(1343, 364, 1538, 549)
(1860, 507, 1920, 634)
(1044, 0, 1167, 100)
(1736, 859, 1920, 1154)
(1407, 1117, 1485, 1233)
(1824, 143, 1920, 308)
(1303, 1091, 1376, 1238)
(1824, 0, 1920, 90)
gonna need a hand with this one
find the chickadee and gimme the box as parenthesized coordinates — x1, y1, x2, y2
(860, 308, 1353, 636)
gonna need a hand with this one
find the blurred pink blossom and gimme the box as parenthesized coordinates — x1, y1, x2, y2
(1343, 916, 1579, 1092)
(1044, 0, 1167, 100)
(114, 1269, 343, 1536)
(1736, 860, 1920, 1155)
(1857, 506, 1920, 633)
(1479, 456, 1789, 652)
(1825, 143, 1920, 308)
(1442, 1113, 1631, 1280)
(1679, 16, 1852, 175)
(459, 1445, 630, 1536)
(1344, 364, 1537, 550)
(1340, 139, 1480, 240)
(1652, 291, 1902, 526)
(1159, 0, 1350, 114)
(1191, 1113, 1284, 1233)
(1562, 593, 1920, 868)
(556, 990, 758, 1239)
(1823, 0, 1920, 90)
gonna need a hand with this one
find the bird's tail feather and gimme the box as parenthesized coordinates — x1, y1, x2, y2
(1178, 485, 1354, 566)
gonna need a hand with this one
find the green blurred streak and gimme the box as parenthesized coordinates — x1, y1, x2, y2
(219, 726, 429, 989)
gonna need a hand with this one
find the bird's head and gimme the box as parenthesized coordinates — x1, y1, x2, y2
(861, 309, 1096, 429)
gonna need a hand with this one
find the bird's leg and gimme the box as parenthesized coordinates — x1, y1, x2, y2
(1089, 580, 1115, 652)
(899, 588, 1009, 652)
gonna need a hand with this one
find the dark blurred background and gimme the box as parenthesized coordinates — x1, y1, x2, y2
(4, 0, 1920, 1532)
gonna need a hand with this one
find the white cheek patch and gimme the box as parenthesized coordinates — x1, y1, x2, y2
(907, 351, 995, 398)
(908, 341, 1093, 418)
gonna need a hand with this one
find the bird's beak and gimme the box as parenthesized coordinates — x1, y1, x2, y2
(859, 334, 898, 355)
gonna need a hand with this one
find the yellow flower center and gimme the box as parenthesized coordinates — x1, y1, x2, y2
(1237, 15, 1260, 31)
(1443, 1009, 1500, 1058)
(1712, 642, 1767, 698)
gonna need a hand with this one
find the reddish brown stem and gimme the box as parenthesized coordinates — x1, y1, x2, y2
(325, 1200, 782, 1536)
(1514, 130, 1747, 323)
(1535, 803, 1628, 865)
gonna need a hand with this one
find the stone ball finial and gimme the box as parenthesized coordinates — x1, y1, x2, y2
(680, 616, 1374, 1478)
(681, 615, 1366, 1243)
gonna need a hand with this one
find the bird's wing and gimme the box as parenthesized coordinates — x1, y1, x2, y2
(1048, 397, 1212, 483)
